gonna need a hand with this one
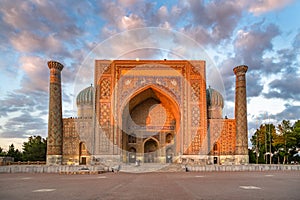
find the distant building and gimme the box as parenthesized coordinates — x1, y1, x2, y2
(0, 157, 14, 166)
(46, 60, 248, 165)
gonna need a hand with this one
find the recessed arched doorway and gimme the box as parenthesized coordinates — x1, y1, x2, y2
(144, 139, 158, 163)
(166, 147, 174, 163)
(79, 142, 88, 165)
(128, 147, 136, 163)
(121, 86, 180, 163)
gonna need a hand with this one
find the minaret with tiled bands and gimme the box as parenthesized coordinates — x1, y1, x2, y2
(47, 61, 64, 165)
(233, 65, 249, 164)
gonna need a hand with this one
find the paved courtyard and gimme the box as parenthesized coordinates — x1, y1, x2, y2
(0, 171, 299, 200)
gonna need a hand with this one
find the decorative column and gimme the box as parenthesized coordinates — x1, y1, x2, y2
(233, 65, 249, 164)
(47, 61, 64, 165)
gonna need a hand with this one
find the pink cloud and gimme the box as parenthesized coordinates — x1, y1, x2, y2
(19, 56, 49, 93)
(10, 31, 67, 55)
(118, 14, 145, 30)
(247, 0, 294, 15)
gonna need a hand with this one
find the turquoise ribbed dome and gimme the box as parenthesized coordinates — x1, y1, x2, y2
(206, 86, 224, 108)
(76, 85, 94, 105)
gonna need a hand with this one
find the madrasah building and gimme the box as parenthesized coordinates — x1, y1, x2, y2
(46, 59, 249, 166)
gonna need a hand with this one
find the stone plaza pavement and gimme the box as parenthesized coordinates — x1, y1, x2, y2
(0, 171, 299, 200)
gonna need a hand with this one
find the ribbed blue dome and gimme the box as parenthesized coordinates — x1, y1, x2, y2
(76, 85, 94, 105)
(206, 86, 224, 108)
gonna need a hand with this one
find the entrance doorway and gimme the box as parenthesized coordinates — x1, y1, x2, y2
(81, 157, 86, 165)
(128, 147, 136, 163)
(214, 157, 218, 164)
(144, 139, 158, 163)
(166, 148, 173, 163)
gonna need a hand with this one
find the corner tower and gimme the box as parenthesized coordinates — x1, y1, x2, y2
(47, 61, 64, 165)
(233, 65, 248, 164)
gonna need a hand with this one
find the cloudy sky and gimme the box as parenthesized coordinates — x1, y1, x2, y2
(0, 0, 299, 150)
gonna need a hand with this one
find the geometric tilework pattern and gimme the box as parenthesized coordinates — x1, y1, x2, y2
(208, 119, 236, 155)
(191, 82, 200, 102)
(47, 61, 64, 156)
(100, 79, 111, 99)
(234, 65, 248, 155)
(190, 131, 201, 154)
(118, 76, 182, 107)
(99, 103, 110, 126)
(192, 106, 200, 127)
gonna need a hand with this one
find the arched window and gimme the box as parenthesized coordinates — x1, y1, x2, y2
(128, 134, 136, 143)
(166, 133, 173, 144)
(129, 147, 136, 153)
(79, 142, 87, 156)
(213, 143, 219, 155)
(81, 143, 86, 151)
(213, 143, 218, 151)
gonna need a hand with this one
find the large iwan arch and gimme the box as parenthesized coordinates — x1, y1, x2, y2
(120, 85, 180, 163)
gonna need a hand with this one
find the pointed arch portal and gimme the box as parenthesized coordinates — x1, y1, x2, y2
(121, 85, 180, 163)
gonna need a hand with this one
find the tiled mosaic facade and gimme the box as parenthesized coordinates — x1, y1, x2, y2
(46, 61, 64, 165)
(47, 60, 249, 165)
(234, 65, 248, 158)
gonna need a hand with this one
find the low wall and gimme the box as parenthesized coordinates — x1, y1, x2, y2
(0, 165, 107, 174)
(186, 164, 300, 172)
(0, 164, 300, 173)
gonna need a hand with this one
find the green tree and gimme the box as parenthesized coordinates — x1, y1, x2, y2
(274, 120, 296, 164)
(250, 124, 275, 164)
(22, 136, 47, 161)
(248, 149, 256, 163)
(6, 144, 23, 161)
(291, 120, 300, 163)
(251, 119, 300, 164)
(0, 146, 6, 156)
(251, 127, 266, 163)
(251, 124, 275, 164)
(293, 120, 300, 148)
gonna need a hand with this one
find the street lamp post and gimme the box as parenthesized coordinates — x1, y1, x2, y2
(265, 126, 267, 164)
(256, 119, 259, 164)
(269, 129, 272, 164)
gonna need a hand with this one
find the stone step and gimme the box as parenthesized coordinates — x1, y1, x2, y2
(119, 163, 187, 173)
(158, 164, 186, 172)
(119, 163, 169, 173)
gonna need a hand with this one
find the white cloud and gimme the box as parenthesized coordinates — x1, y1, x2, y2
(158, 5, 168, 18)
(248, 96, 286, 117)
(1, 1, 39, 30)
(247, 0, 294, 15)
(233, 23, 280, 71)
(98, 1, 125, 27)
(118, 14, 145, 30)
(159, 21, 172, 29)
(10, 31, 66, 55)
(171, 5, 182, 16)
(1, 0, 70, 31)
(0, 138, 27, 151)
(117, 0, 139, 6)
(19, 56, 49, 93)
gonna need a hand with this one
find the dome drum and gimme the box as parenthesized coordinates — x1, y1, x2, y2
(206, 87, 224, 119)
(76, 85, 94, 118)
(76, 85, 94, 105)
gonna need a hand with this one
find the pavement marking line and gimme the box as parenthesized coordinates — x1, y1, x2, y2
(195, 175, 205, 178)
(265, 174, 274, 177)
(32, 189, 56, 193)
(109, 183, 124, 192)
(21, 177, 32, 180)
(97, 176, 107, 179)
(239, 186, 262, 190)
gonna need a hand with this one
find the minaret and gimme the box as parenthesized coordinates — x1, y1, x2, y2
(47, 61, 64, 165)
(233, 65, 249, 164)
